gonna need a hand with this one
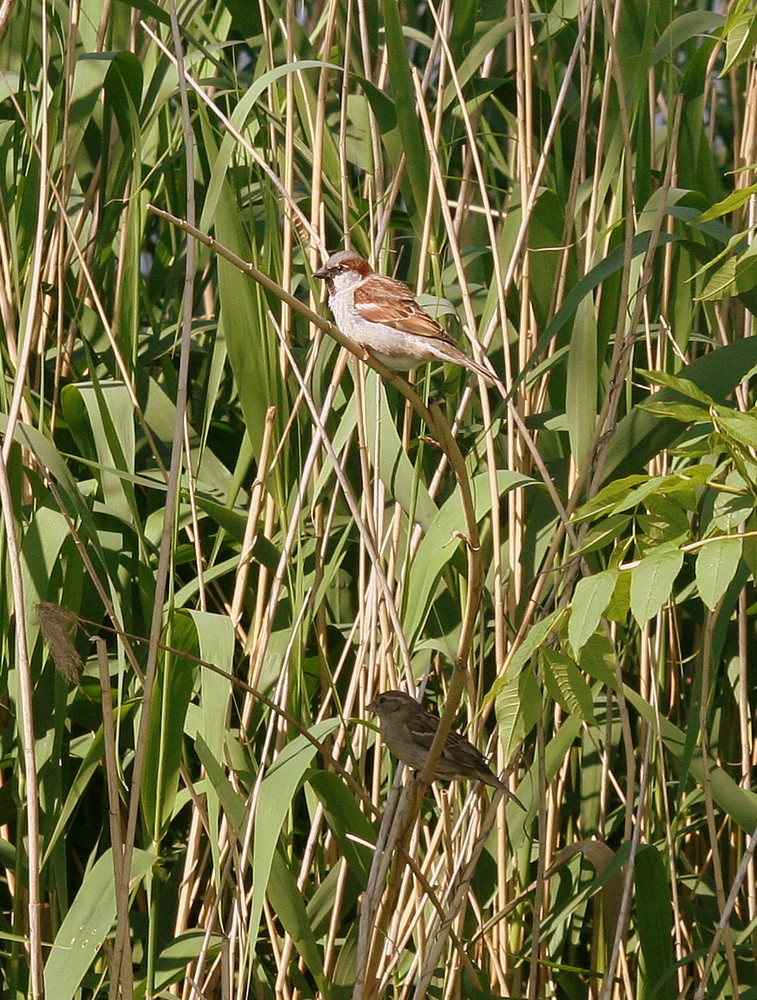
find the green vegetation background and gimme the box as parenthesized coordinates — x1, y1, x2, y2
(0, 1, 756, 997)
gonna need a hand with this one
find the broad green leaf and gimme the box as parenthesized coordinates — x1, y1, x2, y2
(630, 548, 683, 626)
(193, 734, 246, 834)
(0, 419, 79, 500)
(637, 370, 715, 405)
(112, 0, 170, 26)
(307, 859, 354, 940)
(712, 475, 753, 530)
(721, 3, 757, 73)
(42, 703, 138, 868)
(186, 610, 235, 762)
(268, 850, 326, 988)
(447, 18, 516, 106)
(573, 514, 632, 556)
(64, 55, 113, 167)
(541, 648, 597, 725)
(187, 610, 235, 871)
(404, 470, 535, 641)
(574, 476, 649, 520)
(697, 256, 737, 301)
(308, 771, 375, 883)
(635, 845, 676, 1000)
(382, 0, 430, 224)
(61, 382, 137, 523)
(43, 848, 154, 1000)
(695, 536, 743, 611)
(200, 106, 284, 464)
(494, 669, 528, 765)
(735, 240, 757, 294)
(639, 400, 712, 423)
(650, 10, 723, 66)
(605, 568, 632, 621)
(569, 570, 618, 653)
(642, 493, 692, 545)
(566, 295, 598, 467)
(357, 378, 439, 530)
(604, 338, 757, 481)
(696, 182, 757, 223)
(488, 609, 565, 701)
(152, 930, 222, 993)
(200, 59, 341, 234)
(356, 79, 397, 135)
(20, 508, 70, 646)
(248, 720, 341, 955)
(141, 613, 199, 842)
(711, 407, 757, 451)
(611, 476, 697, 518)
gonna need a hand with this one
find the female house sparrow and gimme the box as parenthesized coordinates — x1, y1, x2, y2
(368, 690, 524, 808)
(314, 250, 504, 389)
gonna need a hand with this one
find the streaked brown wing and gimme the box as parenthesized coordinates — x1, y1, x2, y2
(408, 713, 485, 766)
(354, 274, 456, 344)
(442, 729, 488, 767)
(407, 710, 441, 752)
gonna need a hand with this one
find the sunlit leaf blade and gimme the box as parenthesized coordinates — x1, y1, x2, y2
(695, 536, 743, 611)
(43, 850, 154, 1000)
(569, 569, 618, 653)
(630, 548, 684, 626)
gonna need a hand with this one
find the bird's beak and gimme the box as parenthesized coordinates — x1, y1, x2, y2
(366, 699, 378, 713)
(313, 266, 328, 280)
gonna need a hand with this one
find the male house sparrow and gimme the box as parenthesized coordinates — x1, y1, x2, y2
(314, 250, 503, 388)
(368, 690, 524, 808)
